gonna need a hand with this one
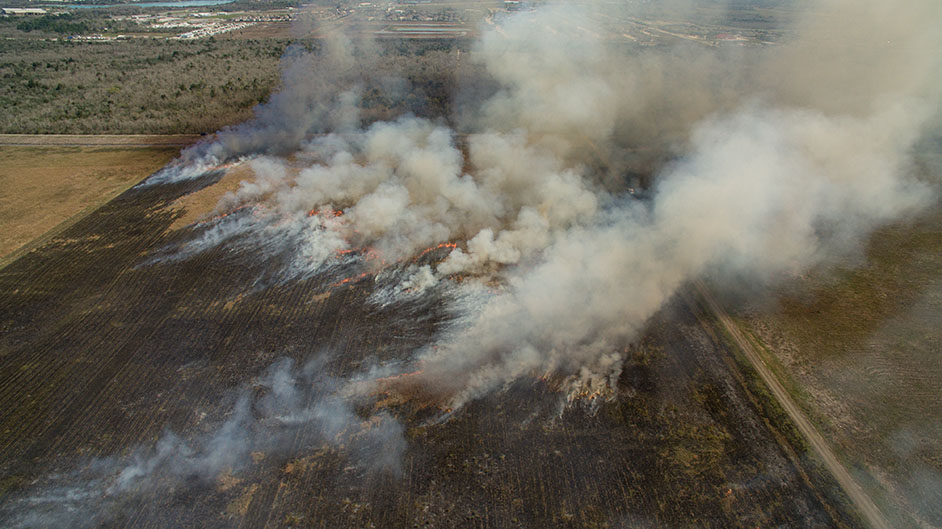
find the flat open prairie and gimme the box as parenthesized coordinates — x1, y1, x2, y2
(732, 148, 942, 528)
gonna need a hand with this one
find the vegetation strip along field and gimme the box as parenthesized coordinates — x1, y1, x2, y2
(0, 134, 202, 147)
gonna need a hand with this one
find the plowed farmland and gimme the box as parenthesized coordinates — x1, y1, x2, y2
(0, 171, 861, 528)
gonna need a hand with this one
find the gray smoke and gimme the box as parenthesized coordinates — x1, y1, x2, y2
(12, 0, 940, 523)
(1, 357, 405, 529)
(404, 102, 934, 407)
(147, 0, 939, 404)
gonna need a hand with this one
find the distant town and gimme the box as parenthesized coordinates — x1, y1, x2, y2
(1, 0, 781, 44)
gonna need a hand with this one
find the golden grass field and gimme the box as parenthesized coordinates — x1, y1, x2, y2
(0, 143, 186, 264)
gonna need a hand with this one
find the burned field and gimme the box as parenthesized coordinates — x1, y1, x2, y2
(2, 0, 936, 526)
(0, 171, 859, 528)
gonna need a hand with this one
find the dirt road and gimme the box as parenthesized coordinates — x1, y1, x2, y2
(0, 134, 202, 147)
(695, 280, 891, 529)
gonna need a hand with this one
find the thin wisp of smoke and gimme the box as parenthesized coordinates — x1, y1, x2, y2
(0, 358, 404, 529)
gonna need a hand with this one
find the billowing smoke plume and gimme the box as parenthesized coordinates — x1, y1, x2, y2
(406, 102, 933, 406)
(123, 3, 941, 472)
(146, 0, 940, 407)
(8, 0, 938, 524)
(144, 32, 378, 185)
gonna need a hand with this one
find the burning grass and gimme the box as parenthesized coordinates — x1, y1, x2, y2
(166, 162, 255, 230)
(0, 169, 863, 528)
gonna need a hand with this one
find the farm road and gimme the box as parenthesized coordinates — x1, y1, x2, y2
(0, 134, 202, 147)
(695, 280, 891, 529)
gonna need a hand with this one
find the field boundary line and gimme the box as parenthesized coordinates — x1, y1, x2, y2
(0, 178, 146, 271)
(694, 280, 891, 529)
(0, 134, 202, 147)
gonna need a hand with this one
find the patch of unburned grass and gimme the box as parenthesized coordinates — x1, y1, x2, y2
(0, 145, 180, 263)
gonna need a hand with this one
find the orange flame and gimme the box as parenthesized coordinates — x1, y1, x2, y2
(412, 242, 458, 262)
(308, 209, 344, 218)
(194, 204, 256, 227)
(330, 271, 370, 287)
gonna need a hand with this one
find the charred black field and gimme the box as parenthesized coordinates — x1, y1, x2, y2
(0, 172, 860, 528)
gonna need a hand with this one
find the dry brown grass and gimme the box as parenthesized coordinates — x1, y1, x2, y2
(0, 145, 181, 262)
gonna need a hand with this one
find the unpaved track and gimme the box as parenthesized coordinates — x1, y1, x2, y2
(695, 280, 891, 529)
(0, 134, 202, 147)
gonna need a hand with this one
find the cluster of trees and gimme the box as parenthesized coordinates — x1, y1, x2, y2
(218, 0, 301, 12)
(0, 38, 287, 134)
(15, 14, 90, 35)
(0, 10, 153, 37)
(0, 36, 481, 135)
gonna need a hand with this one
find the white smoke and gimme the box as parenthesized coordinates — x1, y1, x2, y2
(8, 0, 938, 525)
(406, 102, 934, 406)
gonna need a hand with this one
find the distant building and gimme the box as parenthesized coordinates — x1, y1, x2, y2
(1, 7, 48, 15)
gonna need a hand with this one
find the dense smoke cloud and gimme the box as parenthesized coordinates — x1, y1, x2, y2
(147, 0, 940, 404)
(136, 0, 942, 466)
(404, 102, 933, 406)
(144, 32, 375, 185)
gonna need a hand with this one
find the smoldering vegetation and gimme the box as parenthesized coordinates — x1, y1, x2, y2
(0, 175, 863, 526)
(1, 358, 405, 529)
(0, 172, 455, 527)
